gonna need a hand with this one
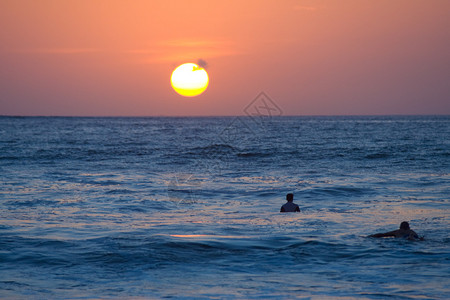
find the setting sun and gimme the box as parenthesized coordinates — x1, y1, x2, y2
(170, 63, 209, 97)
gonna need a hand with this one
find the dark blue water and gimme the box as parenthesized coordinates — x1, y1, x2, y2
(1, 116, 449, 299)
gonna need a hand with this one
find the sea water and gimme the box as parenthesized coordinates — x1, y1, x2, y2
(0, 116, 449, 299)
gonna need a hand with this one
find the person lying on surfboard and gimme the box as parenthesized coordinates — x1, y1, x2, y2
(368, 221, 423, 240)
(280, 193, 300, 212)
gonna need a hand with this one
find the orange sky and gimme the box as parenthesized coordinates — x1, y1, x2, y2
(1, 0, 449, 116)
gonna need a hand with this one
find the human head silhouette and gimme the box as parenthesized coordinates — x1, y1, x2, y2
(400, 221, 410, 230)
(286, 193, 294, 202)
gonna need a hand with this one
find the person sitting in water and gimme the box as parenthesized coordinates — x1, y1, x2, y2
(368, 221, 423, 240)
(280, 193, 300, 212)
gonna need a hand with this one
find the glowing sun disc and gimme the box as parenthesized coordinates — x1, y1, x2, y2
(171, 63, 209, 97)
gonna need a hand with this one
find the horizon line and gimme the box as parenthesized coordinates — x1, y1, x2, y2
(1, 114, 449, 118)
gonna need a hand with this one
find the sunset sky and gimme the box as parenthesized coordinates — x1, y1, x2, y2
(1, 0, 449, 116)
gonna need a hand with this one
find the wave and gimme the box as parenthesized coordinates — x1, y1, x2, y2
(186, 144, 237, 157)
(304, 186, 373, 197)
(236, 151, 272, 158)
(2, 234, 363, 266)
(180, 144, 284, 160)
(364, 152, 390, 159)
(5, 199, 58, 207)
(105, 188, 137, 194)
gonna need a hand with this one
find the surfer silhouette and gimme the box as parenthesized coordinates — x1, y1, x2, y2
(368, 221, 423, 240)
(280, 193, 300, 212)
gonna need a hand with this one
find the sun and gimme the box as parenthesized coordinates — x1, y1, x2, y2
(170, 63, 209, 97)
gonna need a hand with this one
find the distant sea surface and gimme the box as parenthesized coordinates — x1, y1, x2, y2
(1, 116, 449, 299)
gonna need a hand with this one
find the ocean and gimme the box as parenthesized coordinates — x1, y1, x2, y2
(0, 115, 449, 299)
